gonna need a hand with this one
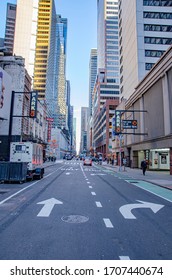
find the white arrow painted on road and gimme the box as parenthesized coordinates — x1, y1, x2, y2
(90, 173, 106, 176)
(119, 200, 164, 219)
(37, 198, 63, 217)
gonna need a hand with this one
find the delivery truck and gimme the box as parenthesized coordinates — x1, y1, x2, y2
(10, 142, 44, 180)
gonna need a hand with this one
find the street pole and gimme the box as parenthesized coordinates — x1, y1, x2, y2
(119, 134, 122, 171)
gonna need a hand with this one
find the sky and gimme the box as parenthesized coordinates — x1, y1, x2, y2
(0, 0, 97, 152)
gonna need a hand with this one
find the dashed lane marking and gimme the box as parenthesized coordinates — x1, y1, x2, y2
(91, 192, 96, 196)
(95, 201, 102, 208)
(103, 218, 114, 228)
(119, 256, 130, 260)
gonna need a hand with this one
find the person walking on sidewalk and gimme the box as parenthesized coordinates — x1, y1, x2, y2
(141, 159, 147, 175)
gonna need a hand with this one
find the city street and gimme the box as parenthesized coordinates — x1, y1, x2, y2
(0, 160, 172, 260)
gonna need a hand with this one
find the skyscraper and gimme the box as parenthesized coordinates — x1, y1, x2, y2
(56, 15, 68, 128)
(13, 0, 39, 78)
(80, 107, 89, 153)
(89, 48, 97, 117)
(92, 0, 120, 157)
(119, 0, 172, 100)
(13, 0, 57, 101)
(97, 0, 120, 85)
(34, 0, 57, 100)
(4, 3, 16, 55)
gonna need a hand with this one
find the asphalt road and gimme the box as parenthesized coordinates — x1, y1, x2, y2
(0, 160, 172, 260)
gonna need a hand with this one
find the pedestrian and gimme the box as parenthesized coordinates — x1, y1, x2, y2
(141, 159, 147, 175)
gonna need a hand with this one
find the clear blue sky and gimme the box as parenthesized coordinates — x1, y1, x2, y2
(0, 0, 97, 151)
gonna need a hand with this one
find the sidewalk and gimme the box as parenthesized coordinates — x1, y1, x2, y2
(101, 162, 172, 190)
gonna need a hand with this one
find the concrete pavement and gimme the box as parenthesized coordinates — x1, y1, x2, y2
(101, 162, 172, 190)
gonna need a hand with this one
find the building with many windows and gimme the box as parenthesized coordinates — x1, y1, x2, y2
(80, 107, 89, 153)
(92, 0, 120, 157)
(119, 0, 172, 99)
(56, 15, 68, 129)
(4, 3, 16, 55)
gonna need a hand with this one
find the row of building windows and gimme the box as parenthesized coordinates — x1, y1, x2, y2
(144, 24, 172, 32)
(144, 37, 172, 44)
(106, 11, 118, 15)
(106, 23, 118, 28)
(145, 49, 165, 57)
(100, 90, 119, 94)
(107, 6, 118, 10)
(100, 84, 119, 89)
(107, 2, 118, 4)
(106, 20, 118, 25)
(107, 31, 118, 35)
(107, 51, 119, 55)
(107, 16, 118, 20)
(143, 12, 172, 19)
(107, 58, 119, 63)
(143, 0, 172, 6)
(106, 40, 118, 45)
(106, 35, 118, 39)
(107, 45, 119, 50)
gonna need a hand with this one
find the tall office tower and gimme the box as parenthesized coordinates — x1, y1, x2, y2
(80, 107, 89, 153)
(119, 0, 172, 100)
(4, 3, 17, 54)
(13, 0, 39, 78)
(89, 49, 97, 117)
(34, 0, 56, 100)
(56, 15, 68, 128)
(13, 0, 57, 100)
(66, 80, 71, 131)
(97, 0, 120, 88)
(73, 117, 76, 153)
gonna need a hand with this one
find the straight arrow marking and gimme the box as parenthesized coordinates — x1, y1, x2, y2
(119, 200, 164, 219)
(37, 198, 63, 217)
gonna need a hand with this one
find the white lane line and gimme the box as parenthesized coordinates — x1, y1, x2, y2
(89, 186, 93, 189)
(103, 218, 114, 228)
(95, 201, 102, 208)
(91, 192, 96, 196)
(0, 165, 66, 205)
(86, 179, 88, 180)
(87, 182, 90, 184)
(119, 256, 130, 260)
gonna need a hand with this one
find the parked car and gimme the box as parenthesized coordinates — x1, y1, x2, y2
(83, 157, 92, 166)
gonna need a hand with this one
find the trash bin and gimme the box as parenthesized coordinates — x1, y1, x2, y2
(0, 162, 10, 182)
(9, 162, 28, 182)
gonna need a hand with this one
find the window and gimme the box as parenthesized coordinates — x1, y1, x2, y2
(145, 49, 165, 57)
(145, 63, 155, 70)
(143, 12, 172, 19)
(144, 37, 172, 45)
(144, 24, 172, 32)
(143, 1, 172, 6)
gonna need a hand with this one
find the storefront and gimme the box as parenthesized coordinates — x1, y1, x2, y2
(149, 149, 170, 171)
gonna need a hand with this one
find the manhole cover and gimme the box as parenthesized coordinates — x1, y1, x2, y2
(61, 215, 89, 223)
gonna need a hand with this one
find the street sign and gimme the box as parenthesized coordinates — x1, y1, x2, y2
(122, 119, 138, 129)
